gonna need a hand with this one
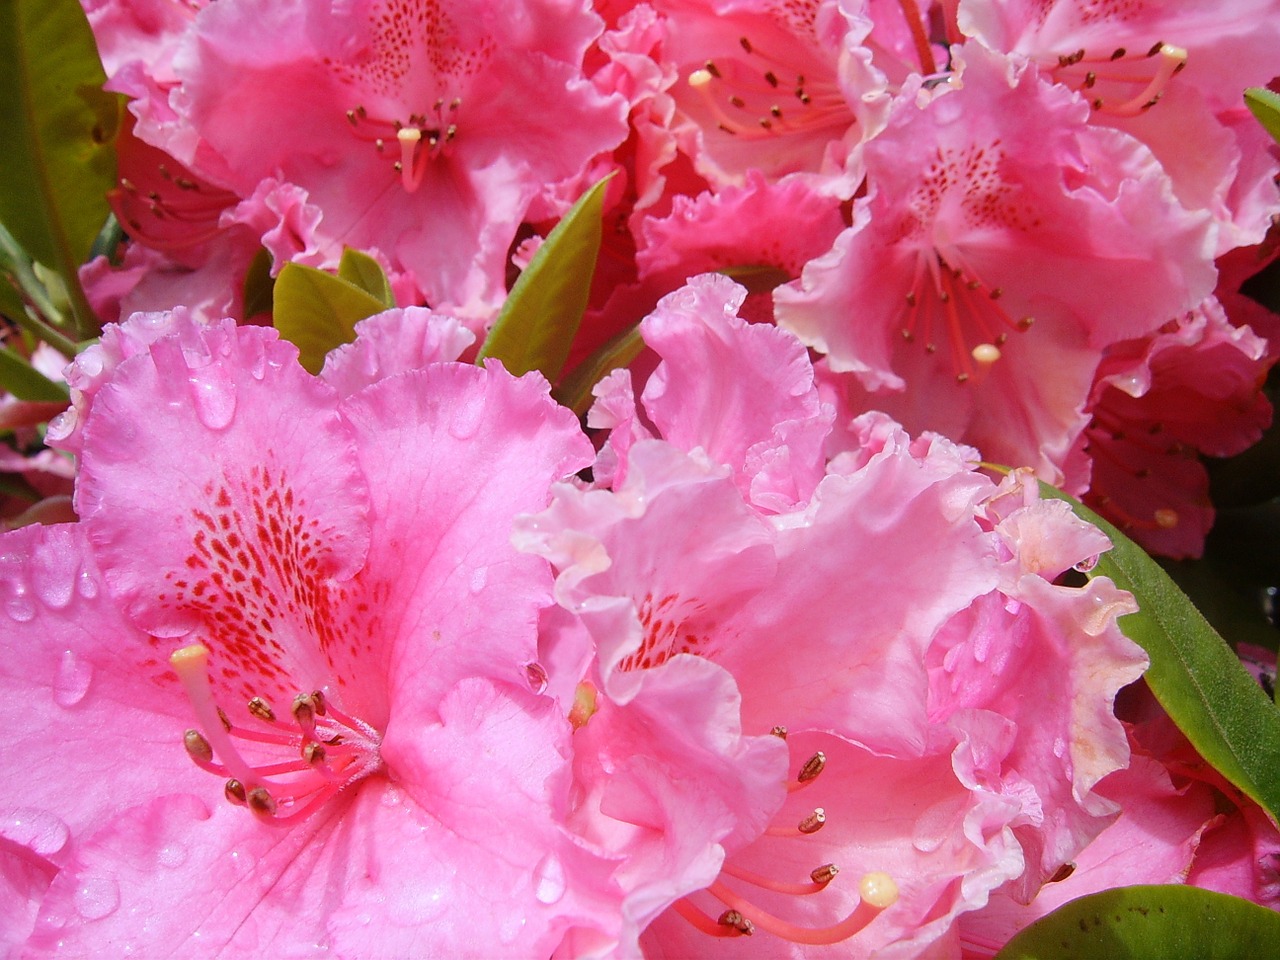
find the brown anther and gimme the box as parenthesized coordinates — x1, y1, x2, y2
(798, 808, 826, 834)
(764, 70, 779, 88)
(217, 707, 232, 732)
(1017, 316, 1035, 330)
(302, 741, 327, 765)
(901, 328, 914, 342)
(224, 778, 247, 805)
(311, 690, 326, 716)
(247, 696, 275, 722)
(704, 59, 721, 78)
(955, 373, 970, 384)
(758, 118, 772, 130)
(1110, 47, 1127, 60)
(739, 36, 753, 53)
(905, 291, 917, 306)
(1142, 95, 1161, 110)
(120, 177, 137, 192)
(247, 786, 277, 815)
(967, 279, 980, 290)
(434, 97, 445, 110)
(292, 693, 316, 726)
(925, 343, 938, 354)
(445, 123, 458, 140)
(796, 90, 811, 105)
(798, 751, 826, 783)
(938, 290, 950, 303)
(356, 105, 367, 118)
(770, 105, 782, 118)
(770, 725, 788, 739)
(1049, 862, 1076, 883)
(811, 863, 840, 885)
(730, 95, 746, 109)
(147, 190, 161, 201)
(158, 163, 171, 179)
(375, 138, 385, 151)
(393, 161, 403, 172)
(183, 729, 213, 763)
(346, 109, 358, 125)
(989, 287, 1003, 300)
(1083, 71, 1097, 88)
(718, 909, 755, 935)
(449, 97, 461, 110)
(1147, 41, 1165, 57)
(995, 333, 1008, 345)
(1092, 98, 1104, 110)
(718, 123, 736, 135)
(175, 177, 198, 190)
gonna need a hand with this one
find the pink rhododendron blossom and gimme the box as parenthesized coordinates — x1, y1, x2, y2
(775, 43, 1216, 486)
(518, 277, 1146, 955)
(166, 0, 627, 317)
(645, 0, 889, 197)
(1080, 298, 1273, 558)
(2, 313, 624, 953)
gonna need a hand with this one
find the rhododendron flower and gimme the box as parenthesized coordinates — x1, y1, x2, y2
(775, 43, 1216, 486)
(158, 0, 627, 317)
(1, 313, 621, 954)
(519, 275, 1147, 955)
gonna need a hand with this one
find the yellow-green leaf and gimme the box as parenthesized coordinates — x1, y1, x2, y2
(338, 248, 395, 309)
(995, 885, 1280, 959)
(0, 0, 121, 336)
(272, 264, 386, 374)
(0, 345, 69, 402)
(476, 173, 614, 380)
(1245, 87, 1280, 145)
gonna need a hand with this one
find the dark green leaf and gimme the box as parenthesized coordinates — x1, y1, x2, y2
(0, 0, 121, 336)
(338, 248, 395, 309)
(1039, 483, 1280, 823)
(553, 325, 644, 416)
(272, 264, 386, 374)
(1245, 88, 1280, 145)
(0, 345, 69, 402)
(476, 173, 614, 380)
(241, 248, 275, 320)
(995, 884, 1280, 959)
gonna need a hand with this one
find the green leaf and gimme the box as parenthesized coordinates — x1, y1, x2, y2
(0, 0, 120, 337)
(476, 173, 614, 380)
(241, 248, 276, 319)
(995, 885, 1280, 959)
(338, 248, 395, 309)
(0, 345, 69, 402)
(1038, 483, 1280, 823)
(1245, 88, 1280, 145)
(553, 325, 645, 416)
(272, 263, 386, 374)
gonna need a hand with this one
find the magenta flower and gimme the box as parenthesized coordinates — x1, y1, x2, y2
(159, 0, 627, 316)
(775, 43, 1216, 487)
(519, 276, 1146, 954)
(2, 313, 619, 953)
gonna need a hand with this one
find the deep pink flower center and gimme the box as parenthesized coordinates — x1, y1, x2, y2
(897, 248, 1036, 384)
(675, 729, 900, 943)
(172, 644, 384, 826)
(344, 97, 463, 193)
(682, 33, 850, 142)
(1046, 41, 1187, 116)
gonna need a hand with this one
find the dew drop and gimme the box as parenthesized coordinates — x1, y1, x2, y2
(469, 566, 488, 594)
(54, 650, 93, 707)
(6, 592, 35, 623)
(446, 395, 484, 440)
(533, 852, 566, 905)
(73, 876, 119, 921)
(158, 842, 189, 868)
(1, 808, 69, 858)
(523, 661, 549, 695)
(187, 365, 237, 430)
(77, 571, 99, 599)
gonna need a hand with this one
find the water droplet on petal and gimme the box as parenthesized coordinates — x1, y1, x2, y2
(446, 396, 484, 440)
(187, 365, 237, 430)
(1, 808, 69, 858)
(523, 661, 549, 695)
(158, 842, 189, 868)
(533, 852, 566, 905)
(77, 571, 99, 599)
(6, 591, 35, 623)
(53, 650, 93, 707)
(73, 876, 119, 920)
(469, 566, 488, 594)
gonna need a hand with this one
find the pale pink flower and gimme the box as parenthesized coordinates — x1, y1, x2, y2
(166, 0, 627, 317)
(2, 314, 619, 954)
(519, 277, 1145, 955)
(775, 43, 1216, 487)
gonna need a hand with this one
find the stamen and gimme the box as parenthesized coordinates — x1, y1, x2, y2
(224, 779, 247, 805)
(798, 808, 826, 834)
(718, 910, 755, 936)
(183, 729, 213, 764)
(787, 751, 827, 791)
(248, 696, 275, 722)
(672, 899, 747, 938)
(396, 128, 426, 192)
(771, 725, 788, 739)
(247, 786, 277, 816)
(707, 872, 899, 945)
(721, 861, 838, 895)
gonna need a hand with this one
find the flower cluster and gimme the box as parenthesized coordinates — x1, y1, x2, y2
(2, 0, 1280, 956)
